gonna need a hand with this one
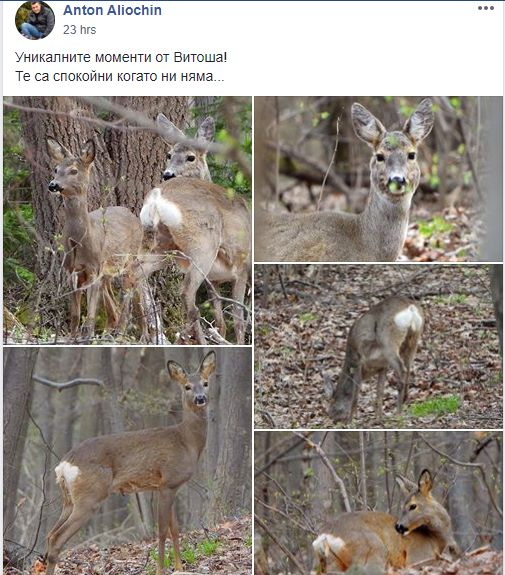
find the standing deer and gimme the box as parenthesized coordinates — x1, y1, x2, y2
(312, 469, 460, 574)
(44, 351, 216, 575)
(324, 296, 424, 422)
(256, 98, 434, 262)
(47, 138, 144, 339)
(140, 115, 251, 344)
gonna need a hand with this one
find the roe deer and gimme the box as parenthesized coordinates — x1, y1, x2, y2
(44, 351, 216, 575)
(324, 296, 424, 422)
(256, 98, 434, 262)
(47, 138, 144, 340)
(140, 116, 251, 344)
(157, 113, 215, 181)
(312, 469, 460, 574)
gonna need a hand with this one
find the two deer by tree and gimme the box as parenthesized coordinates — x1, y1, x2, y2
(46, 113, 251, 344)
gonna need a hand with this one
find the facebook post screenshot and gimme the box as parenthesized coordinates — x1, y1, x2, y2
(2, 1, 503, 575)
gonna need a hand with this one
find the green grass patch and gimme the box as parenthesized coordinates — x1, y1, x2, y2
(298, 312, 318, 324)
(410, 395, 460, 417)
(433, 293, 468, 305)
(418, 216, 453, 238)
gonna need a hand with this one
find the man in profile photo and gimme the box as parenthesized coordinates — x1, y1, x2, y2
(19, 1, 55, 39)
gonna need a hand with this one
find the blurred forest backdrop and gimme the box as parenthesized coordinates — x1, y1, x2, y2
(255, 265, 502, 429)
(254, 96, 502, 262)
(4, 347, 251, 570)
(3, 96, 251, 343)
(255, 431, 502, 575)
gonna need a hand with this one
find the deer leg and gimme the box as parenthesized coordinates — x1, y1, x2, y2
(81, 280, 100, 339)
(209, 283, 226, 338)
(375, 370, 387, 420)
(398, 339, 420, 411)
(168, 505, 182, 571)
(157, 488, 179, 575)
(46, 497, 104, 575)
(102, 278, 119, 331)
(232, 273, 248, 344)
(181, 245, 218, 345)
(69, 288, 82, 339)
(349, 367, 363, 421)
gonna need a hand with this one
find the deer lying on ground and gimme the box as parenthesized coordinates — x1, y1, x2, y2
(47, 138, 145, 340)
(140, 115, 251, 344)
(44, 351, 216, 575)
(312, 469, 460, 574)
(256, 98, 434, 262)
(324, 296, 424, 422)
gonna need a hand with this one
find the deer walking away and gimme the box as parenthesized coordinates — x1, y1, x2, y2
(44, 351, 216, 575)
(256, 98, 434, 262)
(312, 469, 460, 574)
(324, 296, 424, 422)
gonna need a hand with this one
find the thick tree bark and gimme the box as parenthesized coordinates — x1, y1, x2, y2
(490, 265, 502, 354)
(3, 348, 39, 547)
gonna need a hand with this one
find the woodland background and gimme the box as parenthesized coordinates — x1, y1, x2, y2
(255, 264, 502, 429)
(254, 431, 502, 575)
(3, 96, 251, 343)
(254, 96, 503, 262)
(3, 347, 251, 572)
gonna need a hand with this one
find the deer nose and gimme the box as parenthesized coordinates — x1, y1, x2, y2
(48, 181, 62, 193)
(163, 170, 176, 181)
(194, 394, 207, 406)
(388, 176, 406, 187)
(395, 523, 407, 535)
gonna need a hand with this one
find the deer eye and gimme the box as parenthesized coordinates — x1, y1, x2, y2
(167, 153, 172, 160)
(203, 381, 208, 387)
(376, 153, 385, 162)
(185, 385, 191, 391)
(409, 504, 417, 511)
(187, 155, 196, 162)
(70, 168, 78, 175)
(408, 152, 416, 160)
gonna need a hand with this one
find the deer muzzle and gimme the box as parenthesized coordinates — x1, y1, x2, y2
(387, 176, 407, 194)
(48, 181, 63, 194)
(395, 522, 408, 535)
(162, 170, 176, 181)
(194, 394, 207, 406)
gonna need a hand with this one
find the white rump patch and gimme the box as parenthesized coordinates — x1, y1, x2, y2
(394, 305, 423, 332)
(140, 187, 183, 229)
(55, 461, 80, 485)
(312, 533, 345, 558)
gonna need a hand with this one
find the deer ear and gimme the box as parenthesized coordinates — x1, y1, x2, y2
(157, 113, 184, 144)
(403, 98, 434, 143)
(167, 360, 187, 385)
(47, 137, 70, 163)
(80, 140, 95, 166)
(197, 117, 215, 144)
(199, 351, 216, 379)
(351, 103, 386, 147)
(418, 469, 433, 496)
(395, 474, 417, 495)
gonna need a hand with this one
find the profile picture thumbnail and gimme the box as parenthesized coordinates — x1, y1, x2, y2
(16, 1, 55, 40)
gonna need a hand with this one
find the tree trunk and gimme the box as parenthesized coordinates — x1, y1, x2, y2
(3, 348, 39, 548)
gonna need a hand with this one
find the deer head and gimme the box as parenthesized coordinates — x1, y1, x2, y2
(351, 98, 434, 199)
(47, 138, 95, 198)
(166, 350, 216, 414)
(156, 114, 215, 181)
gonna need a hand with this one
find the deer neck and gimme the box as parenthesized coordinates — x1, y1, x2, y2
(62, 195, 93, 247)
(359, 186, 412, 261)
(179, 406, 208, 457)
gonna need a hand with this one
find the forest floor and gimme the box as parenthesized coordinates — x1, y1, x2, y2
(254, 265, 502, 429)
(11, 516, 251, 575)
(390, 548, 502, 575)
